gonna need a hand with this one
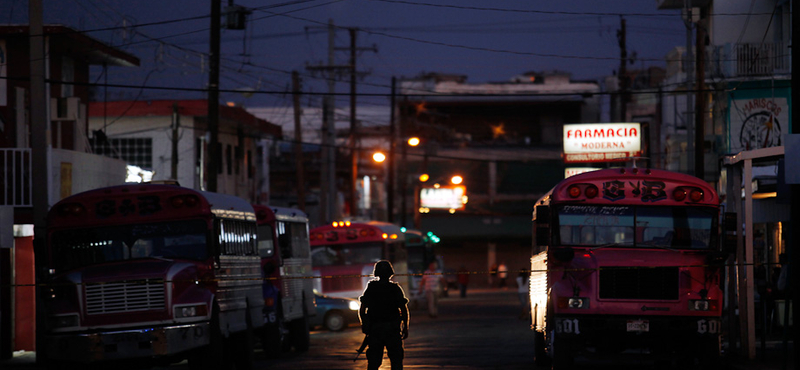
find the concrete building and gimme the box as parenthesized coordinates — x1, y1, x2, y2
(0, 25, 139, 358)
(657, 0, 792, 361)
(88, 100, 282, 203)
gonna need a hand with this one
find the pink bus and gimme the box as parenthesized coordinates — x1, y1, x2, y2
(530, 168, 724, 368)
(309, 221, 407, 298)
(42, 184, 263, 369)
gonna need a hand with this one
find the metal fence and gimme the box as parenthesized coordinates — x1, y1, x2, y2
(1, 148, 32, 207)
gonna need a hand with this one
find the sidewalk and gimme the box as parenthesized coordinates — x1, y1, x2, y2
(726, 330, 794, 370)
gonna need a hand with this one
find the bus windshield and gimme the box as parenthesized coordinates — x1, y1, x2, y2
(311, 242, 383, 267)
(557, 205, 715, 249)
(51, 219, 208, 272)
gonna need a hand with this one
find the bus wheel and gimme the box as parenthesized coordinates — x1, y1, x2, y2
(233, 311, 255, 370)
(550, 334, 573, 370)
(289, 315, 310, 352)
(261, 322, 283, 358)
(533, 330, 549, 367)
(189, 310, 228, 370)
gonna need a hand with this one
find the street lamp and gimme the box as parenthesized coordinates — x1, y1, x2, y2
(372, 151, 386, 163)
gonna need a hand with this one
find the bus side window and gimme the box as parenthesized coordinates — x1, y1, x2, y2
(278, 222, 292, 259)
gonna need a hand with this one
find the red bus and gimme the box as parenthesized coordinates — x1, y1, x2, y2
(529, 168, 724, 368)
(309, 221, 407, 298)
(41, 184, 263, 369)
(252, 204, 314, 357)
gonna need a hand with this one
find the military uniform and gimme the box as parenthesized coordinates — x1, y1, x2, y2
(359, 276, 409, 370)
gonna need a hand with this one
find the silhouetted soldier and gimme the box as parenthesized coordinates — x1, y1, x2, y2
(359, 260, 410, 370)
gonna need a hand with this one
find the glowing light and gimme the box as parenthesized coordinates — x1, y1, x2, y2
(419, 173, 430, 182)
(449, 208, 456, 214)
(408, 137, 420, 146)
(382, 233, 389, 239)
(373, 152, 386, 163)
(450, 175, 463, 185)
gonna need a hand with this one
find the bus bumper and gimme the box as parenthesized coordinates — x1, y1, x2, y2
(43, 322, 211, 363)
(550, 315, 722, 358)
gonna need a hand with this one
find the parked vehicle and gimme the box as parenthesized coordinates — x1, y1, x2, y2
(529, 167, 725, 368)
(41, 184, 263, 369)
(310, 220, 407, 298)
(309, 293, 360, 331)
(253, 205, 315, 357)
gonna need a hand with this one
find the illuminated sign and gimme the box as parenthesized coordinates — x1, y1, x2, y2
(563, 123, 642, 163)
(419, 185, 467, 210)
(564, 167, 601, 178)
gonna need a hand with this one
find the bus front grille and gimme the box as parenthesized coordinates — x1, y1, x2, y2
(85, 279, 166, 315)
(599, 266, 679, 300)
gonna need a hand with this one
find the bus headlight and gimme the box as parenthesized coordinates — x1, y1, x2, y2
(689, 299, 717, 311)
(349, 300, 360, 311)
(174, 304, 208, 318)
(557, 297, 589, 309)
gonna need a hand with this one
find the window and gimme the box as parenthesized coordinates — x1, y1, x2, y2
(257, 225, 275, 258)
(51, 220, 208, 272)
(557, 205, 715, 250)
(218, 219, 257, 256)
(90, 137, 153, 170)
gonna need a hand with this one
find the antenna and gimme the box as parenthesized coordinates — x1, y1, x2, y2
(623, 156, 649, 168)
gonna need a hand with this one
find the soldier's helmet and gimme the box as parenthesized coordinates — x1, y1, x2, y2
(373, 260, 395, 279)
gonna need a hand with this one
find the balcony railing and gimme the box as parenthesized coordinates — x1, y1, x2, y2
(1, 148, 32, 207)
(708, 42, 790, 79)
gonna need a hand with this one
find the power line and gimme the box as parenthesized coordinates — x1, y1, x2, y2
(370, 0, 775, 18)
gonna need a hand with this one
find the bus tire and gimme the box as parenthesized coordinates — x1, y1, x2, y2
(289, 315, 310, 352)
(188, 308, 228, 370)
(550, 333, 573, 370)
(233, 309, 255, 370)
(261, 322, 283, 358)
(533, 330, 549, 367)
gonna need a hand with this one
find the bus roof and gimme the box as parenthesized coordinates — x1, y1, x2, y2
(48, 184, 255, 228)
(309, 221, 406, 246)
(253, 204, 309, 224)
(536, 167, 719, 207)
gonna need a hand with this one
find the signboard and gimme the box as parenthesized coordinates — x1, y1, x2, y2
(419, 185, 467, 210)
(563, 123, 642, 163)
(729, 95, 787, 153)
(565, 167, 601, 178)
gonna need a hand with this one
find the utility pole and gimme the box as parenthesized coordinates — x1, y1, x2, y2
(307, 21, 375, 222)
(694, 8, 706, 179)
(617, 17, 628, 122)
(790, 0, 799, 367)
(29, 0, 50, 362)
(207, 0, 221, 192)
(684, 0, 695, 176)
(349, 29, 358, 218)
(292, 71, 306, 211)
(171, 103, 180, 180)
(388, 77, 396, 223)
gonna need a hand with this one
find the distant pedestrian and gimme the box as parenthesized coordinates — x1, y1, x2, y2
(457, 265, 470, 298)
(516, 270, 530, 320)
(497, 262, 509, 289)
(419, 262, 445, 317)
(359, 260, 410, 370)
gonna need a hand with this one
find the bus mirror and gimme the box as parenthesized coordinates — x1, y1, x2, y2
(553, 247, 574, 263)
(534, 205, 550, 222)
(535, 226, 550, 247)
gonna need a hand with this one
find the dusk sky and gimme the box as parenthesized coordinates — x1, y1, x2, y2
(5, 0, 688, 118)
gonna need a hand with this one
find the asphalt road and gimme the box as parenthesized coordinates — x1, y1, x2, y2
(259, 288, 536, 370)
